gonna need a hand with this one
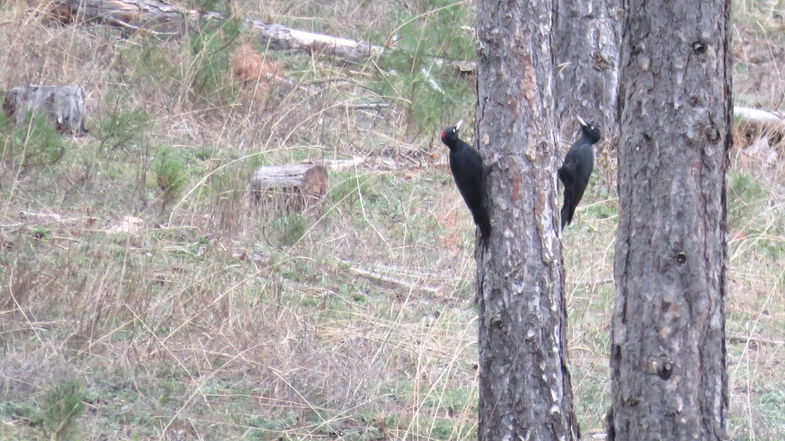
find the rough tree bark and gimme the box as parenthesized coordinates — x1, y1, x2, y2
(475, 1, 577, 440)
(553, 0, 621, 144)
(609, 0, 731, 439)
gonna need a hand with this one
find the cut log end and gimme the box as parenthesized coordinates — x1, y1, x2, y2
(250, 164, 328, 212)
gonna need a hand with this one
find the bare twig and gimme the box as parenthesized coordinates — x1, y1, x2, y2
(337, 258, 441, 295)
(728, 334, 784, 346)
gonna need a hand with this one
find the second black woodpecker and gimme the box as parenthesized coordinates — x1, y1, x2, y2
(441, 120, 491, 243)
(558, 116, 601, 230)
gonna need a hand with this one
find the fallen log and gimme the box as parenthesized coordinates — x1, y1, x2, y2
(728, 334, 784, 347)
(336, 258, 441, 295)
(248, 19, 383, 63)
(305, 156, 364, 171)
(733, 106, 785, 131)
(56, 0, 194, 35)
(48, 0, 476, 69)
(51, 0, 381, 60)
(3, 85, 87, 135)
(251, 22, 476, 71)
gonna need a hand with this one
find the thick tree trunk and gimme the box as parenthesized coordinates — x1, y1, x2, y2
(609, 0, 731, 439)
(475, 1, 577, 440)
(553, 0, 622, 146)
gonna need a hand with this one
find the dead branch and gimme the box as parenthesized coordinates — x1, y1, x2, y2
(728, 334, 784, 347)
(337, 259, 441, 295)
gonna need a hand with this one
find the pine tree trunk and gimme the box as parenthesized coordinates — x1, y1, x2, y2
(475, 1, 577, 440)
(553, 0, 621, 147)
(609, 0, 731, 439)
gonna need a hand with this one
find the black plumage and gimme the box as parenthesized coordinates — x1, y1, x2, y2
(441, 120, 491, 244)
(558, 116, 601, 230)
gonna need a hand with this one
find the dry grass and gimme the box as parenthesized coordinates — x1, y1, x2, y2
(1, 0, 784, 440)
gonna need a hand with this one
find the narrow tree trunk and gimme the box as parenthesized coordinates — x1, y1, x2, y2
(553, 0, 621, 144)
(610, 0, 731, 439)
(475, 1, 577, 440)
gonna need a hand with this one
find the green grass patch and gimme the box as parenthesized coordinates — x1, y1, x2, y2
(0, 112, 66, 167)
(373, 0, 475, 133)
(729, 172, 769, 225)
(37, 379, 86, 441)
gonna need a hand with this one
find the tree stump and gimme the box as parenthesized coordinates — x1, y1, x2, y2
(250, 164, 328, 212)
(3, 85, 87, 135)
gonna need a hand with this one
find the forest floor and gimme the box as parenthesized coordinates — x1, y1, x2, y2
(0, 0, 783, 440)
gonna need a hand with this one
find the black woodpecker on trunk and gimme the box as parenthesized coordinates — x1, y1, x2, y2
(441, 120, 491, 245)
(558, 116, 601, 230)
